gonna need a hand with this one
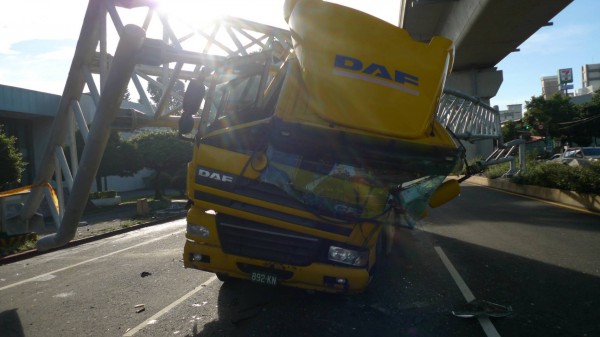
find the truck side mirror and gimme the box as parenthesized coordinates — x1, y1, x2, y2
(178, 113, 194, 135)
(428, 179, 460, 208)
(179, 78, 206, 135)
(183, 78, 206, 115)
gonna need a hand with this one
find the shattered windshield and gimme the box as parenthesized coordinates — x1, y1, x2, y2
(205, 74, 262, 128)
(259, 146, 459, 224)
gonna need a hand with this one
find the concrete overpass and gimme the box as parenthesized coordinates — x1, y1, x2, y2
(400, 0, 574, 103)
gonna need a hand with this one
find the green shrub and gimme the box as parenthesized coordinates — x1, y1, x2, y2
(483, 162, 511, 179)
(477, 153, 600, 195)
(511, 161, 600, 195)
(571, 162, 600, 194)
(149, 198, 171, 211)
(89, 190, 118, 199)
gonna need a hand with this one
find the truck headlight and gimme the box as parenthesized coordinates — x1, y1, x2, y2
(187, 223, 210, 237)
(328, 246, 368, 267)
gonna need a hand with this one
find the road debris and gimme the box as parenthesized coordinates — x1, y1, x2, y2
(140, 271, 152, 277)
(135, 304, 145, 313)
(452, 299, 512, 318)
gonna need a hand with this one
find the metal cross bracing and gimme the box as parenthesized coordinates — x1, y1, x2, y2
(20, 0, 292, 250)
(436, 89, 528, 176)
(99, 2, 292, 122)
(436, 89, 502, 143)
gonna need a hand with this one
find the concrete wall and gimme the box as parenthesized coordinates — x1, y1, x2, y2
(30, 118, 54, 177)
(462, 139, 495, 161)
(100, 168, 154, 193)
(468, 175, 600, 213)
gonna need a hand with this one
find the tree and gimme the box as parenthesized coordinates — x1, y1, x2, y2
(0, 125, 26, 191)
(146, 76, 185, 115)
(524, 94, 577, 145)
(562, 90, 600, 146)
(123, 88, 131, 101)
(524, 91, 600, 147)
(501, 120, 518, 142)
(70, 129, 143, 191)
(130, 130, 192, 199)
(96, 130, 142, 191)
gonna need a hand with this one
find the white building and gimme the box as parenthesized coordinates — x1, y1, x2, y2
(498, 104, 523, 122)
(577, 63, 600, 96)
(541, 75, 560, 99)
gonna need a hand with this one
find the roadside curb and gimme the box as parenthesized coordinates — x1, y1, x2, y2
(0, 214, 185, 265)
(465, 175, 600, 214)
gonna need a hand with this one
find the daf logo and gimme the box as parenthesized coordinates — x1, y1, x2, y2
(197, 168, 234, 183)
(333, 54, 419, 96)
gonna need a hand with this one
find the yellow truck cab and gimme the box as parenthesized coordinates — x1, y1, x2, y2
(182, 0, 463, 293)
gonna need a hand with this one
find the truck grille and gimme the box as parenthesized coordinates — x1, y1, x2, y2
(217, 215, 321, 266)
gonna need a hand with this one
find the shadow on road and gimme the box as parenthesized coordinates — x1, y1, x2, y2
(0, 309, 24, 337)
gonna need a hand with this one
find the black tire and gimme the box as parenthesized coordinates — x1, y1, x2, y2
(216, 272, 231, 282)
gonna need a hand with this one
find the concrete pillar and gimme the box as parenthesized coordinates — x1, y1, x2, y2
(445, 67, 503, 104)
(445, 67, 503, 159)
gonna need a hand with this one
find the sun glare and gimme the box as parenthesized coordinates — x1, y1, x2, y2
(153, 1, 398, 30)
(157, 0, 226, 25)
(156, 0, 288, 29)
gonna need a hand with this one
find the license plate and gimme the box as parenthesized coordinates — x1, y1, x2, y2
(250, 271, 278, 286)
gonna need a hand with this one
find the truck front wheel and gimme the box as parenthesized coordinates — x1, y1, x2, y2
(216, 273, 231, 282)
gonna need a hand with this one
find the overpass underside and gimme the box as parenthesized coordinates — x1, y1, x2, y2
(400, 0, 573, 103)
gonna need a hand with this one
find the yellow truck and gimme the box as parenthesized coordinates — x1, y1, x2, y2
(181, 0, 463, 293)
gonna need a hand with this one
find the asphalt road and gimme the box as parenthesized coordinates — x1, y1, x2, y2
(422, 183, 600, 337)
(0, 183, 598, 337)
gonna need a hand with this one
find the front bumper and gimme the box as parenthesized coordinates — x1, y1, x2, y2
(183, 238, 371, 294)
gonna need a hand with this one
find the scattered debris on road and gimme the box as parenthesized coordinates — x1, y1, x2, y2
(452, 299, 513, 318)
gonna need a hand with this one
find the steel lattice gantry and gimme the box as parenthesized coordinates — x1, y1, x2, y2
(21, 0, 292, 250)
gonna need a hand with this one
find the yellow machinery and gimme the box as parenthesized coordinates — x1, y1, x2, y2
(181, 0, 463, 293)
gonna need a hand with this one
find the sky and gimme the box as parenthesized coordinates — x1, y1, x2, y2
(0, 0, 598, 111)
(492, 0, 600, 110)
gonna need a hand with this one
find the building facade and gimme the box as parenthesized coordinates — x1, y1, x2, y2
(578, 63, 600, 95)
(498, 104, 523, 123)
(0, 85, 59, 186)
(541, 75, 560, 99)
(0, 84, 153, 192)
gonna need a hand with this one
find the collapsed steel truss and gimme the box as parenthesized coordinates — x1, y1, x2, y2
(21, 0, 292, 250)
(20, 0, 502, 250)
(436, 89, 501, 142)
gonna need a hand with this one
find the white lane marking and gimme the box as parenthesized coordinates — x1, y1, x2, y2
(435, 246, 501, 337)
(123, 275, 218, 337)
(0, 229, 185, 292)
(35, 274, 56, 282)
(434, 246, 475, 302)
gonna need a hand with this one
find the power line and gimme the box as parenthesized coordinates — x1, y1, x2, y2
(557, 114, 600, 129)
